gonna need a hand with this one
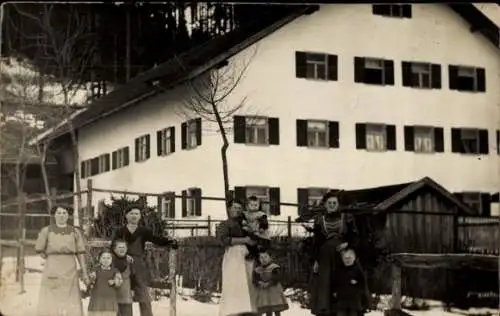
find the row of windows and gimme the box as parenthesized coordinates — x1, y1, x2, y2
(296, 52, 487, 93)
(157, 186, 494, 218)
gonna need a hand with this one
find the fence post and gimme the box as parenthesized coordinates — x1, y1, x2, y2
(49, 187, 57, 225)
(287, 216, 292, 239)
(390, 263, 402, 311)
(85, 179, 93, 237)
(169, 249, 177, 316)
(15, 192, 26, 292)
(207, 216, 212, 237)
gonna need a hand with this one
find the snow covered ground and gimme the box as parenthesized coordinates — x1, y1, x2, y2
(0, 256, 497, 316)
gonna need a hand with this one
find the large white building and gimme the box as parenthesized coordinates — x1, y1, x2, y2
(36, 4, 500, 222)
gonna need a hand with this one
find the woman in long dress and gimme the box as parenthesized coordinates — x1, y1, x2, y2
(217, 199, 259, 316)
(34, 205, 89, 316)
(112, 206, 178, 316)
(308, 190, 360, 316)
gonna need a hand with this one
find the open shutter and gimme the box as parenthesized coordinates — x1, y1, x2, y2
(328, 121, 340, 148)
(476, 68, 486, 92)
(234, 116, 246, 143)
(297, 188, 309, 216)
(80, 161, 86, 178)
(157, 195, 164, 218)
(157, 130, 162, 156)
(112, 151, 117, 169)
(451, 128, 462, 153)
(431, 64, 441, 89)
(372, 5, 388, 15)
(145, 135, 151, 159)
(383, 60, 394, 85)
(434, 128, 444, 152)
(448, 65, 458, 90)
(268, 118, 280, 145)
(354, 57, 365, 83)
(327, 54, 338, 81)
(124, 147, 130, 166)
(296, 120, 308, 147)
(104, 154, 110, 171)
(134, 138, 140, 162)
(90, 157, 99, 176)
(401, 62, 412, 87)
(404, 126, 414, 151)
(355, 124, 367, 149)
(269, 187, 281, 216)
(181, 122, 187, 149)
(196, 118, 202, 146)
(295, 51, 307, 78)
(170, 127, 176, 154)
(168, 191, 176, 218)
(194, 188, 202, 216)
(491, 193, 499, 203)
(478, 129, 489, 154)
(181, 190, 187, 217)
(480, 193, 491, 216)
(234, 186, 247, 202)
(402, 4, 412, 18)
(386, 125, 396, 150)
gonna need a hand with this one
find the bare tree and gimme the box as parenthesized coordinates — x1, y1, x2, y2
(172, 49, 256, 215)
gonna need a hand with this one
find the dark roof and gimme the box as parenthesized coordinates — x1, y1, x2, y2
(342, 182, 412, 208)
(35, 4, 498, 143)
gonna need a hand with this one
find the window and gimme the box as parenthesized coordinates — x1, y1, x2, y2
(372, 4, 412, 18)
(182, 188, 201, 217)
(246, 186, 270, 213)
(451, 128, 489, 155)
(297, 187, 331, 215)
(295, 52, 338, 81)
(181, 118, 202, 150)
(135, 134, 150, 162)
(234, 116, 280, 146)
(296, 119, 339, 148)
(449, 65, 486, 92)
(112, 147, 130, 170)
(356, 123, 396, 152)
(404, 126, 444, 153)
(234, 186, 281, 215)
(401, 62, 441, 89)
(354, 57, 394, 85)
(157, 127, 175, 156)
(366, 124, 386, 151)
(160, 192, 175, 219)
(456, 192, 491, 216)
(97, 154, 110, 173)
(80, 160, 92, 178)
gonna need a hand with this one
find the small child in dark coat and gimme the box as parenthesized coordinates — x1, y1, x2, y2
(334, 249, 371, 316)
(242, 195, 271, 261)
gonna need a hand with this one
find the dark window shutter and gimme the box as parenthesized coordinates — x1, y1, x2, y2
(491, 193, 499, 203)
(90, 157, 99, 176)
(497, 130, 500, 155)
(169, 191, 176, 218)
(402, 4, 412, 18)
(295, 51, 307, 78)
(386, 125, 396, 150)
(145, 135, 151, 159)
(80, 161, 86, 178)
(181, 122, 187, 149)
(372, 5, 388, 15)
(157, 130, 162, 156)
(328, 121, 340, 148)
(123, 147, 130, 166)
(448, 65, 458, 90)
(181, 190, 187, 217)
(157, 195, 163, 217)
(401, 62, 412, 87)
(268, 117, 280, 145)
(404, 126, 414, 151)
(170, 127, 176, 153)
(194, 188, 202, 216)
(354, 57, 365, 83)
(234, 116, 246, 143)
(297, 188, 309, 216)
(355, 123, 367, 149)
(327, 54, 338, 81)
(269, 187, 281, 216)
(480, 193, 491, 216)
(434, 127, 444, 152)
(383, 60, 394, 85)
(112, 151, 117, 170)
(431, 64, 441, 89)
(134, 138, 139, 162)
(478, 129, 489, 154)
(476, 68, 486, 92)
(296, 120, 308, 147)
(196, 118, 202, 146)
(234, 186, 247, 202)
(105, 154, 110, 171)
(451, 128, 462, 153)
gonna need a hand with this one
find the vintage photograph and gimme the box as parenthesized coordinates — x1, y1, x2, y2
(0, 2, 499, 316)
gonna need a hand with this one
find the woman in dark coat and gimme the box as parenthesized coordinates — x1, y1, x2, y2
(112, 205, 178, 316)
(308, 190, 360, 316)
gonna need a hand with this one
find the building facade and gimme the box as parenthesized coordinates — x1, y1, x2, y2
(72, 4, 500, 221)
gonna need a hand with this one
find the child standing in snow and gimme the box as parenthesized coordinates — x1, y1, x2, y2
(88, 249, 123, 316)
(253, 252, 289, 316)
(110, 239, 136, 316)
(242, 195, 271, 261)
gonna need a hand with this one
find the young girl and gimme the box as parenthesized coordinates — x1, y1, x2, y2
(253, 252, 289, 316)
(334, 249, 371, 316)
(88, 249, 123, 316)
(242, 195, 271, 261)
(111, 240, 136, 316)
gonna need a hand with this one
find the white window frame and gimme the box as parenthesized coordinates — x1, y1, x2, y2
(82, 160, 92, 178)
(136, 135, 148, 162)
(460, 128, 480, 154)
(305, 53, 328, 80)
(366, 124, 387, 152)
(307, 120, 329, 148)
(159, 128, 173, 156)
(97, 154, 108, 173)
(246, 186, 270, 213)
(162, 196, 174, 219)
(308, 187, 329, 208)
(115, 148, 127, 168)
(411, 63, 431, 88)
(461, 192, 482, 214)
(186, 120, 199, 149)
(457, 66, 478, 91)
(186, 188, 198, 217)
(414, 126, 435, 153)
(245, 117, 269, 145)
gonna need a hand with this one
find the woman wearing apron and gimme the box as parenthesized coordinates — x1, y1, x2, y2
(112, 206, 178, 316)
